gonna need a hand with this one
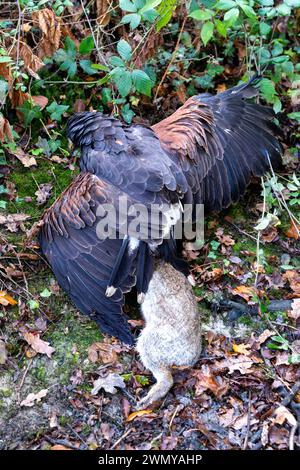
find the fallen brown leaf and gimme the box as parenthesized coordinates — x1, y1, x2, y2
(23, 332, 55, 358)
(91, 373, 125, 395)
(0, 291, 18, 306)
(88, 342, 118, 364)
(20, 389, 48, 407)
(127, 410, 153, 421)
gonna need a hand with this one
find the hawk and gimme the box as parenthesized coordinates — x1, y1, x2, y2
(39, 77, 282, 344)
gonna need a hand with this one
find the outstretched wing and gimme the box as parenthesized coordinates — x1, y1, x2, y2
(152, 78, 282, 213)
(39, 173, 137, 344)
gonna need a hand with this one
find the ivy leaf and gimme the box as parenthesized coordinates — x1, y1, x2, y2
(119, 0, 137, 12)
(132, 69, 152, 96)
(53, 37, 77, 77)
(117, 39, 132, 61)
(40, 288, 52, 298)
(79, 36, 94, 55)
(17, 101, 42, 127)
(201, 21, 214, 45)
(46, 102, 69, 122)
(79, 59, 98, 75)
(121, 13, 141, 29)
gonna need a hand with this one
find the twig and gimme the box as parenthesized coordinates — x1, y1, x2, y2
(169, 404, 180, 430)
(111, 428, 133, 449)
(154, 17, 187, 101)
(220, 299, 294, 315)
(242, 391, 252, 450)
(45, 437, 85, 450)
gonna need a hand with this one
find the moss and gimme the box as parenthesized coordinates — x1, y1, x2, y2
(0, 388, 13, 398)
(7, 158, 77, 220)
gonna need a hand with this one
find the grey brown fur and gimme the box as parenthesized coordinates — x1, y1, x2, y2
(136, 261, 202, 408)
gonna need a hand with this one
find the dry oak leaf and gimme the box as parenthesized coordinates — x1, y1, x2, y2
(0, 291, 18, 306)
(282, 270, 300, 296)
(32, 8, 61, 58)
(20, 389, 48, 407)
(35, 183, 52, 205)
(193, 364, 229, 398)
(231, 285, 257, 302)
(273, 406, 297, 427)
(91, 373, 125, 395)
(232, 342, 251, 355)
(216, 355, 260, 374)
(88, 342, 118, 364)
(255, 329, 274, 347)
(23, 332, 55, 358)
(216, 228, 235, 246)
(288, 298, 300, 320)
(7, 146, 37, 167)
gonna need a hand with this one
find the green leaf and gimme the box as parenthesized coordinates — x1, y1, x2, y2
(240, 4, 256, 19)
(79, 36, 94, 55)
(101, 87, 112, 105)
(17, 101, 42, 127)
(200, 21, 214, 45)
(46, 101, 69, 121)
(189, 9, 213, 20)
(142, 8, 158, 21)
(140, 0, 162, 13)
(259, 22, 271, 35)
(0, 184, 8, 195)
(132, 69, 152, 96)
(117, 39, 132, 61)
(91, 63, 110, 71)
(109, 56, 126, 67)
(288, 112, 300, 123)
(259, 78, 277, 104)
(79, 59, 98, 75)
(215, 19, 227, 37)
(121, 103, 135, 124)
(112, 69, 133, 97)
(119, 0, 137, 12)
(28, 299, 39, 310)
(216, 0, 237, 10)
(224, 7, 239, 23)
(0, 200, 6, 209)
(40, 288, 52, 298)
(156, 0, 177, 31)
(121, 13, 141, 29)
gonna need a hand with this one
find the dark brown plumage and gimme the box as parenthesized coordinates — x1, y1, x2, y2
(39, 78, 282, 344)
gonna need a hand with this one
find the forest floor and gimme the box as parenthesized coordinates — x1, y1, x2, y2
(1, 151, 300, 450)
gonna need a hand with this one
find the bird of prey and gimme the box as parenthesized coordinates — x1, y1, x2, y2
(39, 77, 282, 345)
